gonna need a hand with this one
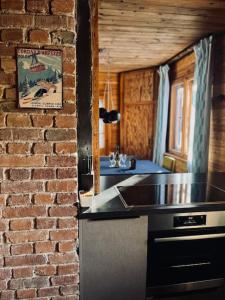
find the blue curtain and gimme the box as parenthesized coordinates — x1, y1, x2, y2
(153, 65, 170, 166)
(187, 36, 214, 173)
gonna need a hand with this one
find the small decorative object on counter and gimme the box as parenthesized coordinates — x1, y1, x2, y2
(114, 145, 120, 168)
(129, 158, 136, 170)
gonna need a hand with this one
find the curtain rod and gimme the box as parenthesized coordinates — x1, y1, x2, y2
(163, 30, 225, 66)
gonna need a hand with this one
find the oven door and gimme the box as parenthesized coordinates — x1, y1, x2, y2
(147, 228, 225, 296)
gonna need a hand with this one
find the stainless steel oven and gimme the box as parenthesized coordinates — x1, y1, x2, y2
(147, 212, 225, 297)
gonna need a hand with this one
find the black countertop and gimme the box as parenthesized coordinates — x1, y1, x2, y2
(79, 172, 225, 220)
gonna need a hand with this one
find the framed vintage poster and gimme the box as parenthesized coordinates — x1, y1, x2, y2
(17, 48, 63, 109)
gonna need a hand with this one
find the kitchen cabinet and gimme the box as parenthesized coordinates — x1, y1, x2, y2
(79, 216, 148, 300)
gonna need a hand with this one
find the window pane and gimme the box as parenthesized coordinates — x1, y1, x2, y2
(174, 85, 184, 151)
(184, 80, 193, 154)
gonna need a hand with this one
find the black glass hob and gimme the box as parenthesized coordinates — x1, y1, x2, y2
(116, 183, 225, 208)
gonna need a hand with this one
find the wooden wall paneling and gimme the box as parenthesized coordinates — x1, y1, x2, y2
(91, 0, 100, 194)
(120, 68, 157, 159)
(209, 35, 225, 172)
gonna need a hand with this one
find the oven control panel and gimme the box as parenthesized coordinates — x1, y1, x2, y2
(174, 215, 206, 227)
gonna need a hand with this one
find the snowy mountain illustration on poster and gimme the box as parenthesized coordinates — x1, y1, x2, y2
(17, 48, 63, 109)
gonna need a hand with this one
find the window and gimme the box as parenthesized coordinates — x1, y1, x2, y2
(169, 78, 193, 158)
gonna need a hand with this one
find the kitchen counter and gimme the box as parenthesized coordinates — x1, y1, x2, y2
(79, 172, 225, 219)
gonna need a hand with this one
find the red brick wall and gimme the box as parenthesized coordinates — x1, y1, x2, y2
(0, 1, 78, 299)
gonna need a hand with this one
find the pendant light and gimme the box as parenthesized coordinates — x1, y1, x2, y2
(99, 49, 120, 124)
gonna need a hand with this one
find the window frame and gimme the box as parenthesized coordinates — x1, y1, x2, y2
(168, 76, 193, 159)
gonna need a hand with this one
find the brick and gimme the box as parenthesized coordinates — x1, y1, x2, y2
(7, 194, 31, 206)
(7, 143, 30, 154)
(0, 280, 7, 290)
(45, 129, 76, 141)
(1, 58, 16, 73)
(0, 44, 16, 57)
(63, 63, 75, 75)
(49, 206, 77, 217)
(58, 241, 75, 253)
(57, 168, 76, 179)
(64, 47, 75, 61)
(11, 277, 48, 289)
(5, 88, 17, 99)
(0, 245, 9, 256)
(0, 290, 15, 300)
(36, 218, 56, 229)
(13, 267, 33, 279)
(35, 241, 55, 253)
(55, 143, 76, 154)
(0, 72, 15, 85)
(52, 296, 78, 300)
(34, 194, 54, 205)
(16, 288, 36, 299)
(5, 254, 47, 267)
(63, 75, 75, 88)
(1, 0, 24, 11)
(58, 103, 76, 114)
(0, 113, 5, 127)
(32, 115, 53, 127)
(0, 144, 4, 154)
(0, 195, 5, 205)
(33, 142, 52, 154)
(0, 268, 11, 280)
(1, 29, 23, 42)
(11, 244, 33, 255)
(38, 287, 59, 297)
(55, 116, 75, 128)
(58, 263, 78, 275)
(0, 15, 33, 27)
(50, 229, 77, 241)
(1, 181, 43, 193)
(51, 31, 75, 45)
(27, 0, 49, 13)
(47, 180, 76, 192)
(56, 194, 77, 205)
(12, 128, 43, 140)
(60, 284, 78, 296)
(0, 155, 44, 167)
(63, 88, 75, 100)
(29, 29, 49, 43)
(33, 168, 55, 180)
(50, 274, 77, 286)
(6, 230, 48, 244)
(8, 169, 30, 181)
(3, 206, 46, 218)
(10, 219, 33, 231)
(35, 265, 56, 276)
(49, 253, 76, 265)
(0, 220, 7, 231)
(7, 114, 31, 127)
(46, 156, 76, 167)
(0, 168, 3, 181)
(51, 0, 74, 14)
(35, 15, 68, 30)
(0, 129, 12, 140)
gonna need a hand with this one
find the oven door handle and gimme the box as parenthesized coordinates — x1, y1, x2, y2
(170, 261, 211, 268)
(154, 233, 225, 243)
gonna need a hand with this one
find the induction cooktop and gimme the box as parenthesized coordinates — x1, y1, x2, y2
(116, 183, 225, 208)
